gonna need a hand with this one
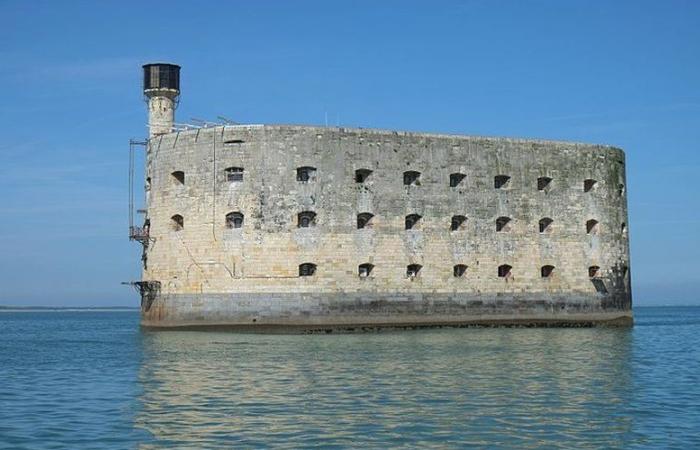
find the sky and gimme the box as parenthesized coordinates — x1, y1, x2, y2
(0, 0, 698, 306)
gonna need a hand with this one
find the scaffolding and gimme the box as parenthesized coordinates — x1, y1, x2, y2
(128, 139, 151, 247)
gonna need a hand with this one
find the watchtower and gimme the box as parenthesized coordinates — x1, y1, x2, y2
(143, 63, 180, 137)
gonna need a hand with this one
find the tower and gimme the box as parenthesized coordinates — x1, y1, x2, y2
(142, 63, 180, 138)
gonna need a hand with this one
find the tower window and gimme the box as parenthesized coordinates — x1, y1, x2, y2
(498, 264, 512, 278)
(355, 169, 373, 183)
(589, 266, 601, 278)
(496, 216, 511, 232)
(451, 215, 467, 231)
(541, 265, 555, 278)
(584, 179, 597, 192)
(621, 222, 627, 235)
(618, 183, 625, 196)
(539, 217, 553, 234)
(406, 264, 422, 278)
(225, 212, 244, 229)
(449, 173, 466, 187)
(453, 264, 468, 277)
(297, 166, 317, 182)
(171, 171, 185, 185)
(405, 214, 422, 230)
(494, 175, 511, 189)
(586, 219, 599, 234)
(170, 214, 183, 231)
(358, 263, 374, 278)
(403, 171, 421, 186)
(299, 263, 317, 277)
(298, 211, 317, 228)
(357, 212, 374, 229)
(225, 167, 244, 182)
(537, 177, 552, 191)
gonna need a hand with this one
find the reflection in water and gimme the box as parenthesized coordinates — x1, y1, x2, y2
(136, 328, 636, 448)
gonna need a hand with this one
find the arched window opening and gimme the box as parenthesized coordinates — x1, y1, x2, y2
(589, 266, 601, 278)
(355, 169, 373, 183)
(357, 212, 374, 229)
(537, 176, 552, 191)
(145, 177, 152, 191)
(450, 173, 466, 187)
(405, 214, 422, 230)
(406, 264, 422, 278)
(541, 265, 555, 278)
(403, 171, 421, 186)
(297, 166, 317, 182)
(358, 263, 374, 278)
(621, 222, 627, 235)
(496, 216, 511, 232)
(586, 219, 599, 235)
(451, 215, 467, 231)
(225, 167, 244, 182)
(618, 183, 625, 196)
(539, 217, 553, 234)
(498, 264, 512, 278)
(171, 171, 185, 185)
(584, 179, 597, 192)
(494, 175, 511, 189)
(171, 214, 183, 231)
(299, 263, 317, 277)
(453, 264, 468, 277)
(225, 212, 244, 229)
(298, 211, 317, 228)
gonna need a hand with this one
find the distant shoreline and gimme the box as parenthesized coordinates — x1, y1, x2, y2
(0, 306, 139, 312)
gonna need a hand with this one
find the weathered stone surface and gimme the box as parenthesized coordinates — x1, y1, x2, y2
(138, 125, 631, 329)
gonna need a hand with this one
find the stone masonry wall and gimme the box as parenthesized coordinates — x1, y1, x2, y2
(141, 125, 630, 313)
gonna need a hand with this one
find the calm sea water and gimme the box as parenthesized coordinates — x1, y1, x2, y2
(1, 307, 699, 449)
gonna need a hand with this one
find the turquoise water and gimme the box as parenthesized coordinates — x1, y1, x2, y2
(1, 307, 699, 449)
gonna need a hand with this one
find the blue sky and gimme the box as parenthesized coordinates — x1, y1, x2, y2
(1, 0, 698, 306)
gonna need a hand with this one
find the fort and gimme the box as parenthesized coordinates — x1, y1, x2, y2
(129, 63, 632, 330)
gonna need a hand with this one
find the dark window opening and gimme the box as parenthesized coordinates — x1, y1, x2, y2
(584, 179, 597, 192)
(355, 169, 373, 183)
(299, 263, 316, 277)
(450, 173, 466, 187)
(171, 214, 183, 231)
(225, 212, 244, 229)
(537, 177, 552, 191)
(618, 183, 625, 196)
(146, 177, 152, 190)
(498, 264, 512, 278)
(406, 264, 422, 278)
(621, 222, 627, 235)
(297, 166, 317, 182)
(541, 265, 555, 278)
(403, 171, 421, 186)
(451, 215, 467, 231)
(453, 264, 468, 277)
(298, 211, 317, 228)
(589, 266, 601, 278)
(357, 212, 374, 229)
(358, 263, 374, 278)
(496, 216, 511, 232)
(171, 171, 185, 185)
(495, 175, 511, 189)
(586, 219, 599, 235)
(539, 217, 553, 233)
(405, 214, 422, 230)
(225, 167, 244, 182)
(224, 139, 245, 144)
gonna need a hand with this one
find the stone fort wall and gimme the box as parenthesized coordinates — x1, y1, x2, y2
(140, 125, 631, 327)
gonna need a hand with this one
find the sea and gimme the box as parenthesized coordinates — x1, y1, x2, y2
(1, 307, 698, 449)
